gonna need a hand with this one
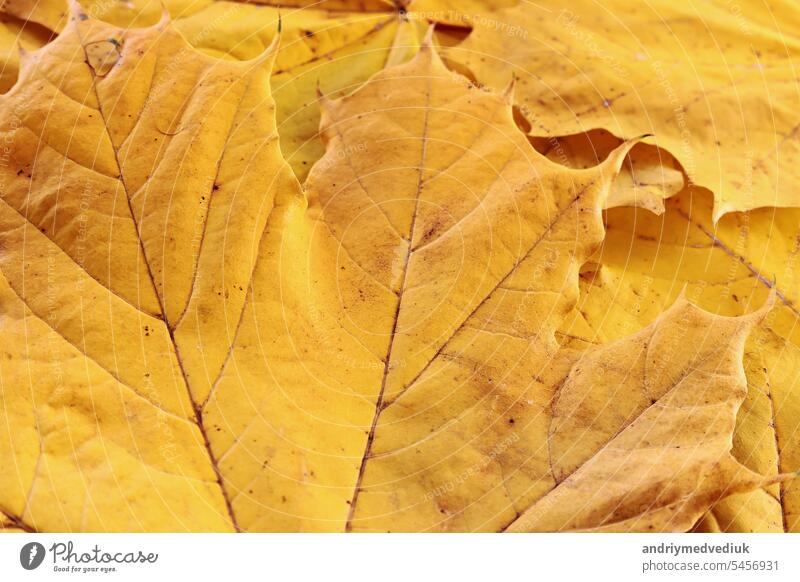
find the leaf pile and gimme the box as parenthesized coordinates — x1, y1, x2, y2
(0, 0, 798, 532)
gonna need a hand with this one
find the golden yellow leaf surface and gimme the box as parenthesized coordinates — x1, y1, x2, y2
(404, 0, 518, 26)
(0, 12, 53, 94)
(1, 0, 281, 30)
(2, 1, 530, 182)
(3, 0, 424, 181)
(450, 0, 800, 219)
(0, 3, 794, 531)
(0, 0, 66, 31)
(0, 2, 296, 531)
(0, 2, 786, 532)
(2, 1, 530, 184)
(530, 130, 685, 215)
(556, 178, 800, 532)
(509, 294, 784, 532)
(541, 129, 800, 531)
(151, 2, 422, 181)
(158, 1, 422, 181)
(0, 512, 24, 532)
(220, 0, 395, 10)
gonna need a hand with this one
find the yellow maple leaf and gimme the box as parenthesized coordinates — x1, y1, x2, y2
(530, 129, 685, 215)
(450, 0, 800, 219)
(0, 4, 787, 532)
(0, 4, 294, 531)
(526, 127, 800, 531)
(557, 174, 800, 531)
(1, 0, 425, 181)
(509, 294, 787, 532)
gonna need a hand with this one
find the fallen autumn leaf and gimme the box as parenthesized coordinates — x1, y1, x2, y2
(0, 0, 797, 534)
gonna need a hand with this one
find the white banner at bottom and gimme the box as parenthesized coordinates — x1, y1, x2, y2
(0, 533, 798, 582)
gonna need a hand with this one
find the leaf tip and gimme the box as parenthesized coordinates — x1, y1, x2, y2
(238, 25, 281, 72)
(676, 283, 690, 301)
(420, 23, 436, 53)
(156, 1, 172, 27)
(316, 80, 332, 109)
(315, 81, 338, 134)
(66, 0, 88, 21)
(749, 287, 777, 321)
(265, 23, 282, 58)
(413, 23, 448, 73)
(601, 136, 647, 180)
(501, 74, 516, 104)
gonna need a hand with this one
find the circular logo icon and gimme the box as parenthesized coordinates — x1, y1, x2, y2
(20, 542, 46, 570)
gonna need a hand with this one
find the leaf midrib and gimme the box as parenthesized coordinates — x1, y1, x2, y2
(344, 66, 433, 531)
(342, 110, 597, 529)
(76, 25, 240, 532)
